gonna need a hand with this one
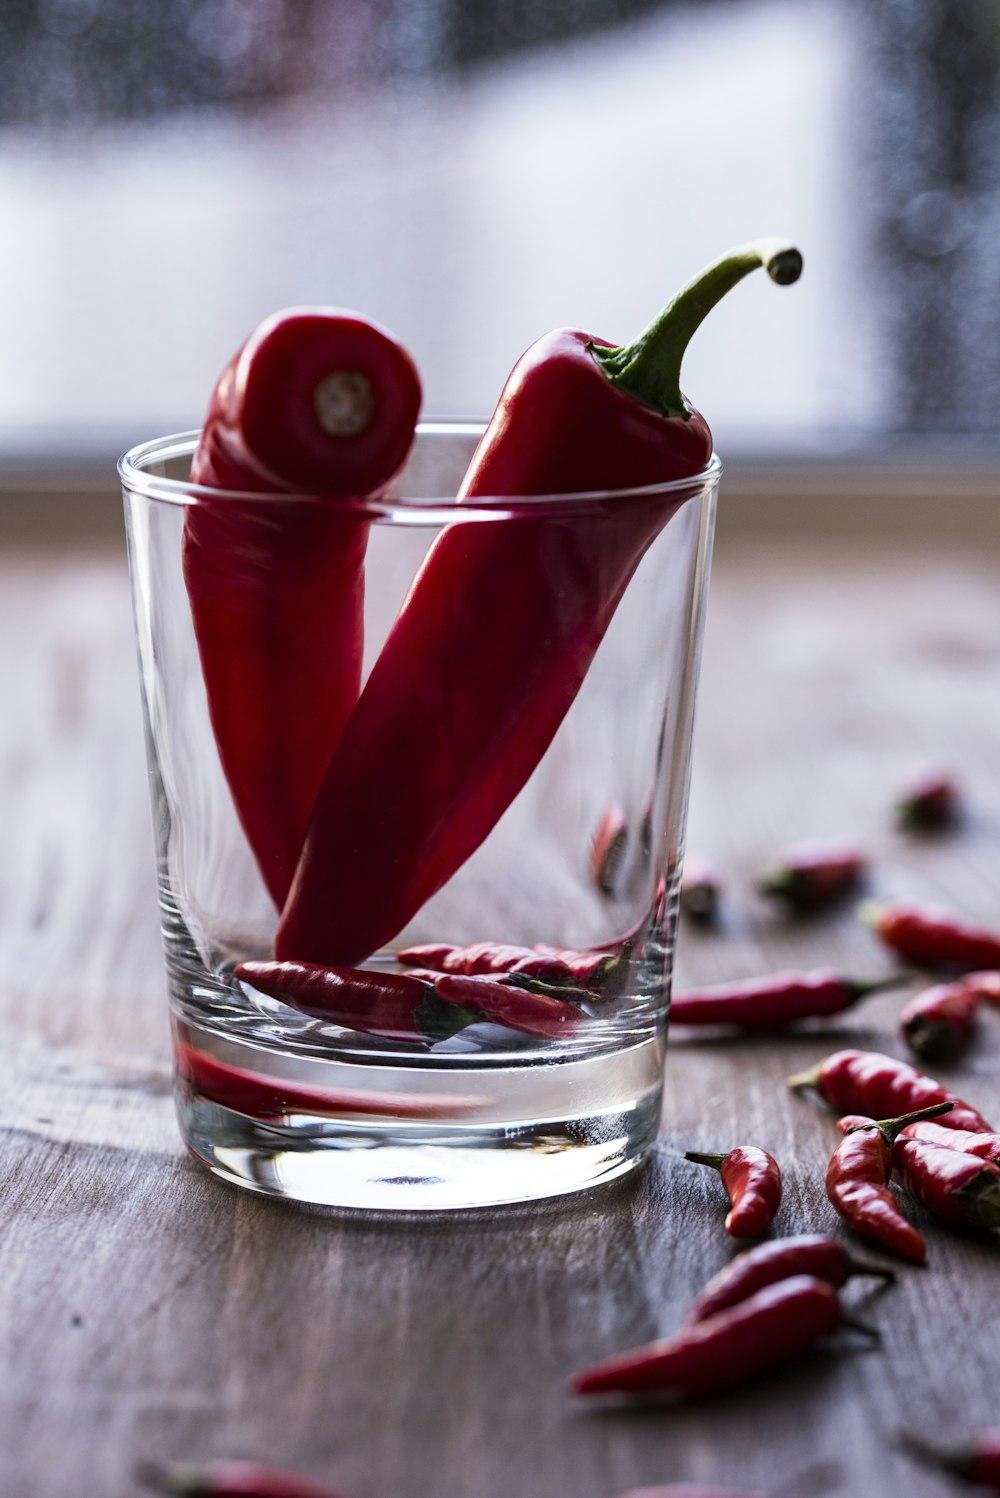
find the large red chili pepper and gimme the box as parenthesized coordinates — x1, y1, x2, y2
(233, 960, 477, 1043)
(902, 1432, 1000, 1489)
(277, 240, 802, 966)
(757, 843, 866, 911)
(184, 308, 421, 908)
(571, 1274, 846, 1399)
(899, 972, 999, 1060)
(862, 900, 1000, 971)
(670, 968, 907, 1032)
(899, 1118, 1000, 1162)
(684, 1145, 782, 1238)
(136, 1458, 347, 1498)
(824, 1103, 952, 1263)
(893, 1137, 1000, 1230)
(172, 1029, 477, 1121)
(684, 1234, 893, 1326)
(788, 1048, 993, 1133)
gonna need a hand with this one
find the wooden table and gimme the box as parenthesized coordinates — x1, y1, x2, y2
(3, 484, 999, 1498)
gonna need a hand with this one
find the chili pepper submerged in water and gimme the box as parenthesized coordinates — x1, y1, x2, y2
(758, 844, 866, 911)
(136, 1458, 348, 1498)
(685, 1234, 893, 1326)
(432, 972, 583, 1039)
(899, 973, 998, 1060)
(685, 1146, 782, 1238)
(670, 968, 907, 1032)
(184, 309, 421, 908)
(571, 1274, 843, 1399)
(789, 1048, 993, 1133)
(233, 960, 477, 1043)
(277, 241, 802, 966)
(591, 805, 629, 895)
(893, 1138, 1000, 1231)
(863, 901, 1000, 972)
(902, 1432, 1000, 1488)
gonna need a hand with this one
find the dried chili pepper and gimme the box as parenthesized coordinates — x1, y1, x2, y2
(789, 1048, 993, 1133)
(902, 1431, 1000, 1489)
(184, 309, 421, 908)
(591, 806, 629, 896)
(571, 1274, 854, 1399)
(824, 1102, 953, 1263)
(679, 856, 723, 923)
(863, 900, 1000, 972)
(136, 1458, 347, 1498)
(757, 843, 866, 911)
(898, 1118, 1000, 1162)
(278, 240, 801, 966)
(893, 1137, 1000, 1231)
(233, 960, 477, 1043)
(899, 973, 999, 1060)
(684, 1234, 893, 1326)
(670, 968, 907, 1032)
(685, 1145, 782, 1238)
(895, 770, 960, 831)
(172, 1028, 477, 1121)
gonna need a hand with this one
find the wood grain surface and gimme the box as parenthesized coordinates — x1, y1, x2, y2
(2, 504, 999, 1498)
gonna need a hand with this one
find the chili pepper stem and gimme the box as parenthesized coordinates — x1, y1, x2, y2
(684, 1151, 728, 1171)
(843, 1100, 954, 1146)
(787, 1063, 823, 1092)
(843, 971, 919, 1000)
(837, 1311, 881, 1341)
(844, 1254, 896, 1283)
(591, 239, 802, 418)
(134, 1460, 197, 1495)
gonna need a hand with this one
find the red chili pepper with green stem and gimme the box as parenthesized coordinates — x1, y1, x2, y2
(758, 843, 866, 910)
(184, 308, 421, 908)
(893, 1137, 1000, 1230)
(863, 900, 1000, 971)
(789, 1048, 993, 1133)
(899, 973, 998, 1060)
(670, 968, 909, 1032)
(895, 770, 960, 830)
(233, 960, 478, 1043)
(137, 1458, 348, 1498)
(824, 1102, 953, 1263)
(278, 240, 802, 966)
(684, 1233, 893, 1326)
(571, 1274, 862, 1400)
(685, 1145, 782, 1238)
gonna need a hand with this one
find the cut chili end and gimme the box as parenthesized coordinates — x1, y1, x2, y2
(313, 369, 375, 436)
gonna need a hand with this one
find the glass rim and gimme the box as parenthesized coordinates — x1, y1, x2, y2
(119, 422, 722, 518)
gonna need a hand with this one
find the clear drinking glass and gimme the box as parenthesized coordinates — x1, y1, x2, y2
(120, 424, 720, 1211)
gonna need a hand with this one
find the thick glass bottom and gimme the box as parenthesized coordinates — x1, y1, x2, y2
(173, 1021, 665, 1211)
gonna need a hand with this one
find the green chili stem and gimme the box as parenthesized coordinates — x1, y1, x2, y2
(591, 238, 802, 418)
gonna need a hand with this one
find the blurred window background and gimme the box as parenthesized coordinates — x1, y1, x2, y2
(0, 0, 996, 465)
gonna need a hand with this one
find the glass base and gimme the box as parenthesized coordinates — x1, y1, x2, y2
(174, 1024, 664, 1212)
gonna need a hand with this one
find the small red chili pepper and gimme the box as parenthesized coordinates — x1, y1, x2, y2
(278, 241, 801, 966)
(670, 968, 908, 1032)
(824, 1102, 952, 1263)
(571, 1274, 854, 1400)
(901, 1431, 1000, 1489)
(757, 843, 866, 911)
(893, 1137, 1000, 1231)
(233, 960, 478, 1044)
(397, 939, 611, 991)
(172, 1029, 476, 1121)
(788, 1048, 993, 1133)
(432, 973, 582, 1039)
(591, 805, 629, 896)
(679, 856, 723, 923)
(184, 309, 421, 909)
(136, 1458, 347, 1498)
(898, 1119, 1000, 1162)
(684, 1145, 782, 1238)
(898, 972, 998, 1060)
(895, 770, 960, 830)
(684, 1233, 893, 1326)
(862, 899, 1000, 971)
